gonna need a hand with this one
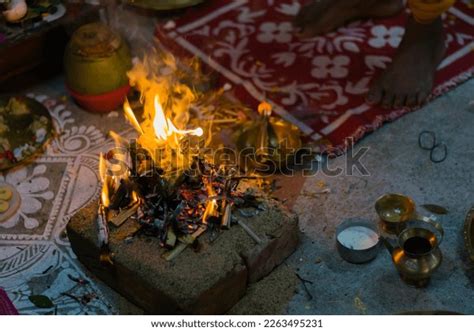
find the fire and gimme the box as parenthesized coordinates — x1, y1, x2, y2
(202, 180, 219, 223)
(123, 99, 144, 135)
(119, 53, 205, 177)
(151, 95, 203, 141)
(101, 183, 110, 208)
(258, 101, 272, 117)
(202, 199, 218, 224)
(109, 131, 129, 148)
(99, 153, 110, 208)
(99, 152, 107, 183)
(131, 190, 139, 203)
(92, 46, 252, 259)
(123, 94, 203, 143)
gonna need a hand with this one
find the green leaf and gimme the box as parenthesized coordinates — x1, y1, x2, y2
(29, 295, 54, 309)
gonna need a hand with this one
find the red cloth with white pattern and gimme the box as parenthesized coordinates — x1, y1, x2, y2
(157, 0, 474, 154)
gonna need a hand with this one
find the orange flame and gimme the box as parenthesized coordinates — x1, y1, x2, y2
(258, 101, 272, 117)
(99, 153, 110, 208)
(131, 190, 139, 204)
(99, 152, 107, 183)
(126, 53, 203, 149)
(152, 95, 203, 141)
(202, 180, 218, 223)
(123, 99, 144, 135)
(202, 199, 218, 224)
(101, 182, 110, 208)
(108, 131, 129, 148)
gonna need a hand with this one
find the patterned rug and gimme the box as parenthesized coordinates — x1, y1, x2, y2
(157, 0, 474, 153)
(0, 92, 127, 315)
(0, 288, 18, 315)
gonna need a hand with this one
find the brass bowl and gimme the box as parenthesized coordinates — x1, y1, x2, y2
(375, 193, 416, 235)
(0, 96, 54, 171)
(464, 206, 474, 262)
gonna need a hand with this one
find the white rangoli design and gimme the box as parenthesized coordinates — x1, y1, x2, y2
(0, 94, 121, 314)
(0, 165, 54, 230)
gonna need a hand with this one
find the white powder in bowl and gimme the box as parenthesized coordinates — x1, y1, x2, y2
(337, 226, 379, 250)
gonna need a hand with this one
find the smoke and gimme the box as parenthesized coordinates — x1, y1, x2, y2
(99, 0, 159, 56)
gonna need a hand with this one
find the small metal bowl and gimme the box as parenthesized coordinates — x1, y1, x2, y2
(375, 193, 416, 235)
(336, 220, 381, 264)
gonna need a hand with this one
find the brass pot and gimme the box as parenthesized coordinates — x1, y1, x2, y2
(236, 102, 302, 171)
(64, 22, 132, 96)
(384, 218, 443, 287)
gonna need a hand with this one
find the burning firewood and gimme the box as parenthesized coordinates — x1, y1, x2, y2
(94, 48, 275, 262)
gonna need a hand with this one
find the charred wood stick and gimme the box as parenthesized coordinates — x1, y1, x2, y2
(97, 204, 109, 247)
(162, 226, 207, 261)
(163, 242, 188, 262)
(109, 179, 132, 210)
(97, 203, 113, 266)
(129, 140, 138, 177)
(109, 203, 140, 228)
(221, 203, 232, 229)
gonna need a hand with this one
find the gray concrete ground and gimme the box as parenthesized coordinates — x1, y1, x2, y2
(286, 79, 474, 315)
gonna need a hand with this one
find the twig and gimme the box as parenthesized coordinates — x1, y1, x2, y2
(109, 203, 140, 227)
(295, 273, 313, 301)
(237, 220, 263, 244)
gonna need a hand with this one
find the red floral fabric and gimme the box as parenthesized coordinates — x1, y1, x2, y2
(157, 0, 474, 153)
(0, 288, 18, 315)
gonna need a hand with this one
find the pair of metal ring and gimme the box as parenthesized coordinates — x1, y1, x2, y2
(418, 131, 448, 163)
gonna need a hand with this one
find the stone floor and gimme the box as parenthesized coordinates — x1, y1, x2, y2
(286, 79, 474, 315)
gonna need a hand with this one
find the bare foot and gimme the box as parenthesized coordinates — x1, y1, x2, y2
(293, 0, 403, 38)
(366, 17, 446, 109)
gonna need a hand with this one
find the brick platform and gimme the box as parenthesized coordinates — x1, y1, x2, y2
(67, 199, 299, 314)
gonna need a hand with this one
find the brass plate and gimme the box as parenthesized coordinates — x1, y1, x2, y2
(464, 206, 474, 262)
(126, 0, 204, 11)
(0, 96, 54, 171)
(0, 183, 21, 224)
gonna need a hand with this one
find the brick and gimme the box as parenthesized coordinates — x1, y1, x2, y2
(67, 198, 299, 314)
